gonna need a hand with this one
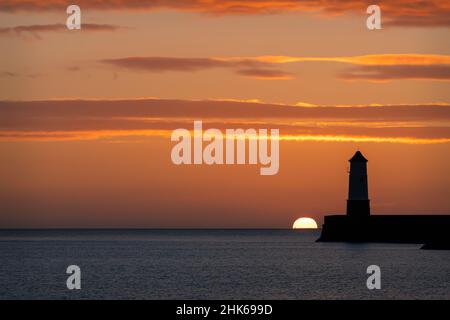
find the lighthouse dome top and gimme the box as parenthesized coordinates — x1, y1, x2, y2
(349, 151, 368, 162)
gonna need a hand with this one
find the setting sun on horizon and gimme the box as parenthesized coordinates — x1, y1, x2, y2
(292, 217, 318, 229)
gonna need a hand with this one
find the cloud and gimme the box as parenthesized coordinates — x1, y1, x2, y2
(66, 66, 82, 72)
(101, 57, 230, 72)
(101, 56, 292, 79)
(99, 54, 450, 82)
(0, 99, 449, 143)
(339, 65, 450, 81)
(252, 54, 450, 66)
(236, 68, 294, 80)
(0, 71, 42, 78)
(0, 23, 125, 39)
(0, 71, 17, 77)
(1, 1, 449, 27)
(383, 13, 450, 27)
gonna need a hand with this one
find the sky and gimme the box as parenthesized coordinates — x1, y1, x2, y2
(0, 0, 449, 228)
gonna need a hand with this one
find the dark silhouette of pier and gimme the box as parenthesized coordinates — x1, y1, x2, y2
(317, 151, 450, 250)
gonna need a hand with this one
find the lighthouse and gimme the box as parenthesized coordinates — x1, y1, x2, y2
(347, 151, 370, 217)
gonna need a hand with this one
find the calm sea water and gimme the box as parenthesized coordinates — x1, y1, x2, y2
(0, 229, 449, 300)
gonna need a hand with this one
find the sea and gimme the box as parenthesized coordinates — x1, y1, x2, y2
(0, 229, 449, 300)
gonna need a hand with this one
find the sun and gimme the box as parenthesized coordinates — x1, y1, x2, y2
(292, 217, 318, 229)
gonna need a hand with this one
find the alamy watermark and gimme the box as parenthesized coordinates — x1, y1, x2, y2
(366, 5, 382, 30)
(66, 265, 81, 290)
(171, 121, 279, 176)
(366, 265, 381, 290)
(66, 5, 81, 30)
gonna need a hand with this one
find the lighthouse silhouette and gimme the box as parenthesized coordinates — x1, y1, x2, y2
(347, 151, 370, 216)
(319, 150, 450, 246)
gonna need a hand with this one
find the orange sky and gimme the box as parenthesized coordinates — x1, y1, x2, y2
(0, 1, 449, 227)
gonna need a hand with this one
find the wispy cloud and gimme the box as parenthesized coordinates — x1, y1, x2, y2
(99, 54, 450, 82)
(100, 56, 292, 80)
(0, 23, 125, 39)
(0, 71, 17, 77)
(0, 71, 42, 78)
(0, 99, 449, 143)
(250, 54, 450, 66)
(101, 57, 230, 72)
(1, 0, 449, 27)
(236, 68, 294, 80)
(339, 65, 450, 82)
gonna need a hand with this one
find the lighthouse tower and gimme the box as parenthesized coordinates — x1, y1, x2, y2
(347, 151, 370, 217)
